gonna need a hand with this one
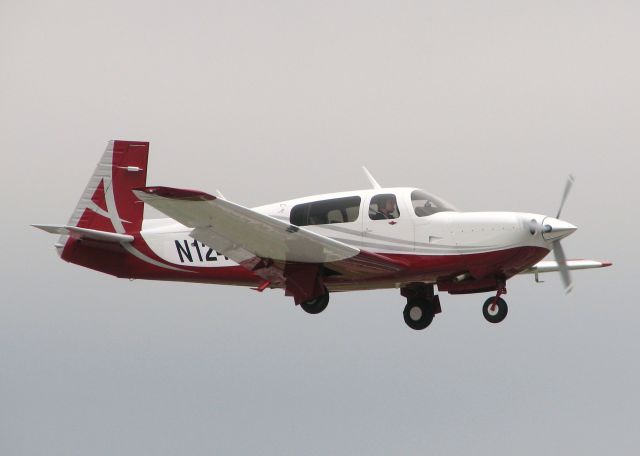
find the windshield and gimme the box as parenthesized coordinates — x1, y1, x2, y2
(411, 190, 456, 217)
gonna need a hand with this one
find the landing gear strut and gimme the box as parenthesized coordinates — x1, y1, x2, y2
(482, 285, 508, 323)
(300, 289, 330, 314)
(401, 283, 441, 330)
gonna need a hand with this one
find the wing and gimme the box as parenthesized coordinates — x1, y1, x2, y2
(521, 259, 612, 275)
(133, 187, 406, 303)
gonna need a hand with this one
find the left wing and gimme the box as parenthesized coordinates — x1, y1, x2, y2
(133, 187, 406, 302)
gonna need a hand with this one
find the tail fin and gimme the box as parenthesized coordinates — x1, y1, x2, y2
(66, 140, 149, 235)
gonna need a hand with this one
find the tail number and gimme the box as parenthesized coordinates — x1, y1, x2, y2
(175, 240, 228, 263)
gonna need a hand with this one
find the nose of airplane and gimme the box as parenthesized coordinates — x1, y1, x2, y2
(541, 217, 578, 241)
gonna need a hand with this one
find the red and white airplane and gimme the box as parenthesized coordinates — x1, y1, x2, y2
(34, 140, 611, 330)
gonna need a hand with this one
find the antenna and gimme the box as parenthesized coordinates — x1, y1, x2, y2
(362, 166, 381, 189)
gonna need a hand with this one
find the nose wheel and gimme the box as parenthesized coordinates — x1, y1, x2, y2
(482, 296, 508, 323)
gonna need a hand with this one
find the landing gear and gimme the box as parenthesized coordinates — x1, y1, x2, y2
(300, 290, 329, 314)
(401, 283, 441, 330)
(404, 299, 435, 330)
(482, 296, 508, 323)
(481, 282, 508, 324)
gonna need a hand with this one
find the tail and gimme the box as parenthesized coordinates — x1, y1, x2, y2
(33, 140, 149, 257)
(67, 140, 149, 234)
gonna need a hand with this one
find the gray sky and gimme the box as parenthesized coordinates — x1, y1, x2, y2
(1, 1, 638, 454)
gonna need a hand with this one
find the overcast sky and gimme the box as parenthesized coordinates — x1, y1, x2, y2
(1, 1, 638, 454)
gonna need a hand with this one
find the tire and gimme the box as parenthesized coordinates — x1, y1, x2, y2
(482, 297, 508, 323)
(300, 291, 330, 314)
(403, 298, 435, 330)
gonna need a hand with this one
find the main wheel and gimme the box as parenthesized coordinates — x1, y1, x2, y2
(482, 297, 508, 323)
(300, 291, 330, 314)
(403, 299, 435, 330)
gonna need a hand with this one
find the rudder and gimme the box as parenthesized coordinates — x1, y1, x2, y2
(66, 140, 149, 235)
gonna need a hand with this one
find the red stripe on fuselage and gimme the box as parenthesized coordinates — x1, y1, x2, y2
(61, 231, 548, 292)
(61, 235, 260, 285)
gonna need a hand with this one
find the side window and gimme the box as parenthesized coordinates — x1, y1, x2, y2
(326, 209, 344, 223)
(290, 196, 361, 226)
(411, 190, 450, 217)
(369, 194, 400, 220)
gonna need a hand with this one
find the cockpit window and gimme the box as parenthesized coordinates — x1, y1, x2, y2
(369, 194, 400, 220)
(290, 196, 361, 226)
(411, 190, 453, 217)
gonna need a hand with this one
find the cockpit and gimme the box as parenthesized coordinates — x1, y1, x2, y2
(282, 188, 456, 228)
(410, 189, 456, 217)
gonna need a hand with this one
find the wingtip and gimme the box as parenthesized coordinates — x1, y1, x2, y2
(601, 261, 613, 267)
(31, 224, 50, 232)
(31, 224, 66, 234)
(133, 186, 216, 201)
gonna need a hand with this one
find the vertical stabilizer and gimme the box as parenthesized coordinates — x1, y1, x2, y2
(66, 140, 149, 233)
(58, 140, 149, 255)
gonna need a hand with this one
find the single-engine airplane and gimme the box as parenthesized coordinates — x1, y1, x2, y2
(34, 140, 612, 330)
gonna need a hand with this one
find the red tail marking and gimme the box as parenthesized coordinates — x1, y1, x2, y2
(111, 141, 149, 233)
(91, 179, 108, 212)
(77, 179, 113, 232)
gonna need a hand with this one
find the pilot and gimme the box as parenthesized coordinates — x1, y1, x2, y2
(371, 196, 398, 220)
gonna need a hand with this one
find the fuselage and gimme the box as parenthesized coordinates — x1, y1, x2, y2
(37, 140, 607, 329)
(133, 187, 568, 293)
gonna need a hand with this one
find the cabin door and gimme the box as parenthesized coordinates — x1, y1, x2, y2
(362, 192, 414, 254)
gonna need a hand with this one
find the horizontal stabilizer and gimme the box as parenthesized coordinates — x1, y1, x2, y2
(32, 224, 134, 243)
(522, 259, 612, 275)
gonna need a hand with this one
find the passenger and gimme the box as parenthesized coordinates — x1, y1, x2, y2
(371, 196, 398, 220)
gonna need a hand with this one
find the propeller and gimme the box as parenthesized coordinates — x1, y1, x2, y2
(552, 175, 575, 294)
(553, 239, 573, 294)
(556, 174, 575, 219)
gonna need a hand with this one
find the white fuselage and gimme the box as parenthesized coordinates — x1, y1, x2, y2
(140, 187, 562, 270)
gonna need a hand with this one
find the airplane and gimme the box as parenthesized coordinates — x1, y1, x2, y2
(33, 140, 612, 330)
